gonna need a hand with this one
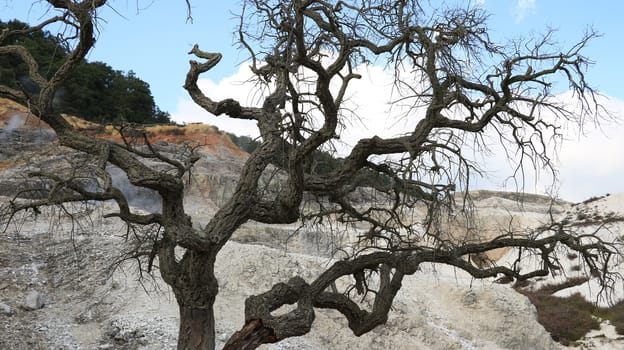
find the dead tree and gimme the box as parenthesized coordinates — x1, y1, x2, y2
(0, 1, 621, 350)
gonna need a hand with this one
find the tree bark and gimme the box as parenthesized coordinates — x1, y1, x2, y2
(163, 248, 220, 350)
(177, 302, 217, 350)
(222, 319, 277, 350)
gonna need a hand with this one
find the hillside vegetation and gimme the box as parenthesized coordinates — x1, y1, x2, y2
(0, 19, 170, 124)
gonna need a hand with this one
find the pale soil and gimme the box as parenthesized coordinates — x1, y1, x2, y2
(1, 195, 623, 350)
(0, 202, 553, 350)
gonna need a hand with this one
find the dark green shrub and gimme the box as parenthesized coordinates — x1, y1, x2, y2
(526, 293, 600, 345)
(596, 300, 624, 336)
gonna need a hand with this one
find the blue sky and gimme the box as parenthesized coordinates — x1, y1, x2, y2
(1, 0, 623, 201)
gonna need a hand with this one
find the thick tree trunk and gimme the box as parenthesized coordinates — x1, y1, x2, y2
(160, 245, 220, 350)
(172, 263, 219, 350)
(177, 301, 217, 350)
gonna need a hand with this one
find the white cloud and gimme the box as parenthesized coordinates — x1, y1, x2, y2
(514, 0, 536, 23)
(171, 62, 425, 145)
(556, 96, 624, 200)
(171, 63, 624, 202)
(469, 93, 624, 201)
(170, 64, 262, 138)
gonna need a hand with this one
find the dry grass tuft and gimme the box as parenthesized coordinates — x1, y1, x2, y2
(517, 277, 624, 345)
(0, 98, 29, 115)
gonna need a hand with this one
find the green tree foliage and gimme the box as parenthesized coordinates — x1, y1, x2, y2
(0, 19, 170, 124)
(0, 20, 67, 93)
(225, 133, 259, 154)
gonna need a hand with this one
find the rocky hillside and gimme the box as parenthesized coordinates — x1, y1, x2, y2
(1, 194, 622, 350)
(1, 98, 624, 349)
(0, 202, 557, 350)
(0, 97, 247, 159)
(0, 97, 246, 209)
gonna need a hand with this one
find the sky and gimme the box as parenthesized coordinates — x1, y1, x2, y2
(1, 0, 623, 202)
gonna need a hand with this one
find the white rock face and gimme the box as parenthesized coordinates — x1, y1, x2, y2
(1, 164, 623, 349)
(0, 197, 563, 349)
(209, 242, 559, 350)
(91, 241, 557, 350)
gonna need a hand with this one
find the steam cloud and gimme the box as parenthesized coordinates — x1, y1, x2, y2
(106, 165, 162, 213)
(0, 114, 24, 142)
(5, 114, 23, 132)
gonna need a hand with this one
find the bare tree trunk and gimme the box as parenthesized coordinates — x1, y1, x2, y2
(177, 301, 216, 350)
(162, 247, 220, 350)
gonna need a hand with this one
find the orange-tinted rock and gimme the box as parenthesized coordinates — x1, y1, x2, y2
(0, 98, 247, 159)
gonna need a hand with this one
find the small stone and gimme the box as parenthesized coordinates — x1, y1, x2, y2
(0, 302, 13, 315)
(23, 290, 44, 310)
